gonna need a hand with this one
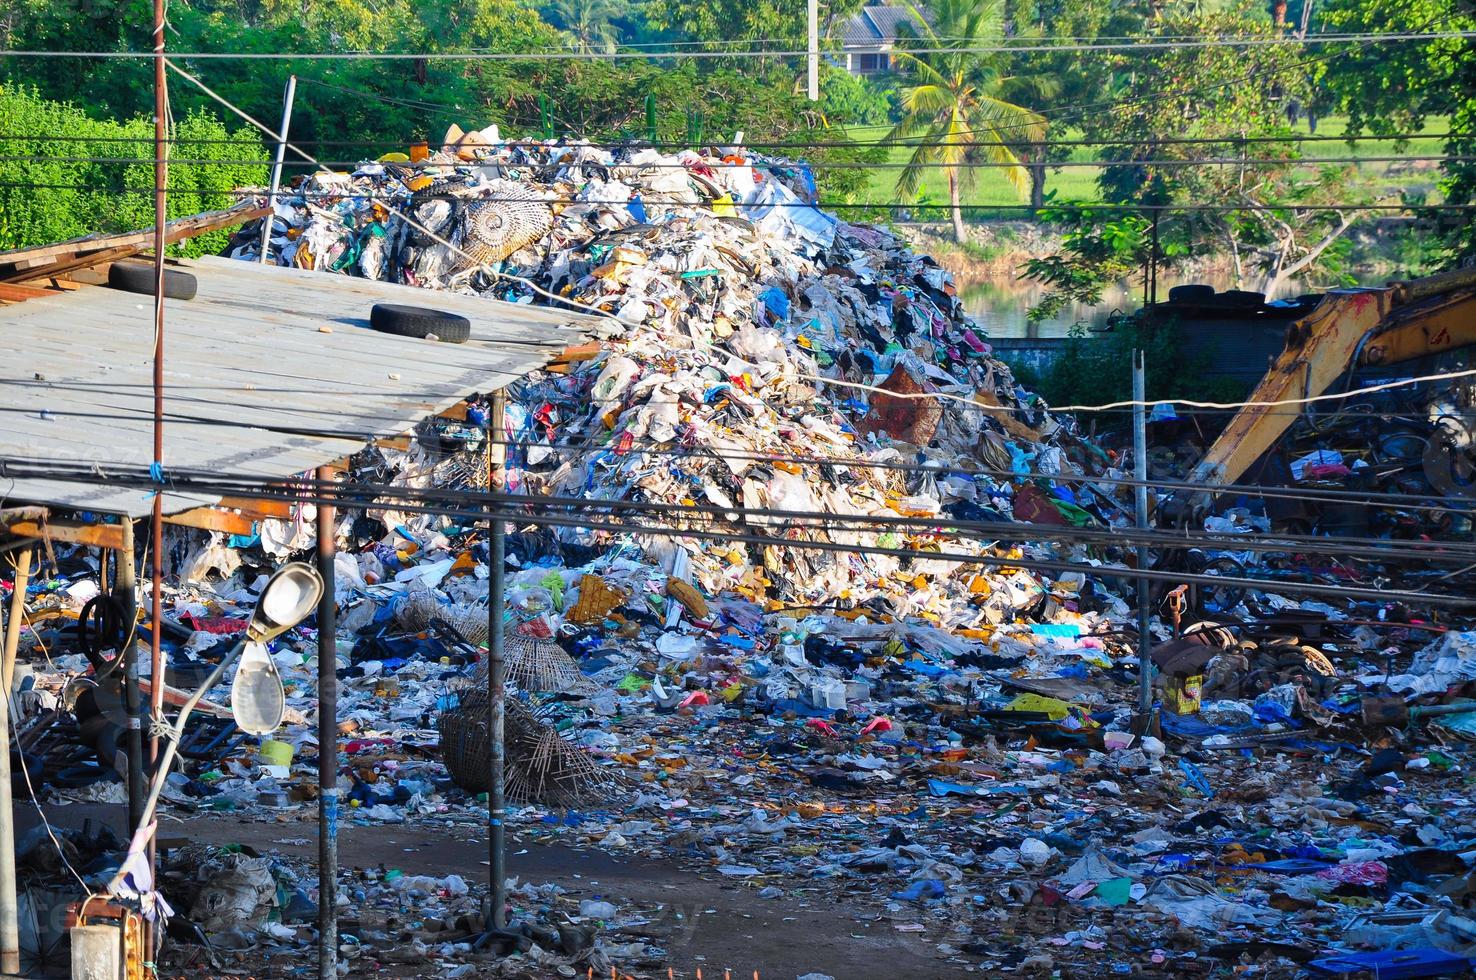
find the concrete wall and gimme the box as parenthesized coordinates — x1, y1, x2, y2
(989, 336, 1070, 378)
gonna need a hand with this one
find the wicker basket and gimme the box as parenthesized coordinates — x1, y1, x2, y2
(437, 692, 620, 807)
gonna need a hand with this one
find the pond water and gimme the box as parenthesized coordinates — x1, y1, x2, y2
(961, 277, 1140, 339)
(961, 270, 1299, 340)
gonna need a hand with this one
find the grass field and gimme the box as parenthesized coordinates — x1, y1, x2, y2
(844, 118, 1451, 216)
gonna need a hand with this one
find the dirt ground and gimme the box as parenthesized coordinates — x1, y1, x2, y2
(19, 801, 980, 979)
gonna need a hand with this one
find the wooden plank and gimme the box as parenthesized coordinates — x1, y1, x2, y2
(0, 202, 266, 275)
(214, 496, 294, 520)
(164, 508, 257, 536)
(2, 518, 126, 551)
(0, 283, 54, 303)
(553, 341, 604, 363)
(164, 494, 297, 534)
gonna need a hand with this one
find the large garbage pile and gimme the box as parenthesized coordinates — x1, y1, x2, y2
(7, 130, 1476, 977)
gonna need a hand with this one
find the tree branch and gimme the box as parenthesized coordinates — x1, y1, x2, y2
(1276, 210, 1360, 282)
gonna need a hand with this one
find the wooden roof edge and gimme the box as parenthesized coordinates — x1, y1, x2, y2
(0, 201, 268, 287)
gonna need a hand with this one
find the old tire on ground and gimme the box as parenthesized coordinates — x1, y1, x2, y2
(369, 303, 471, 344)
(107, 262, 198, 300)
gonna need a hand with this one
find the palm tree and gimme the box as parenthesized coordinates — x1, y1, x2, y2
(884, 0, 1047, 242)
(544, 0, 622, 55)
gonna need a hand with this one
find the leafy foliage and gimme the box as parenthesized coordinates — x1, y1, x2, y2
(1013, 314, 1249, 426)
(820, 67, 896, 127)
(0, 84, 266, 252)
(1318, 0, 1476, 264)
(1022, 205, 1156, 322)
(883, 0, 1046, 241)
(543, 0, 624, 54)
(1024, 6, 1369, 317)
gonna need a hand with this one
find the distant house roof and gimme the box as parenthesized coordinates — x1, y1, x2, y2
(840, 4, 928, 47)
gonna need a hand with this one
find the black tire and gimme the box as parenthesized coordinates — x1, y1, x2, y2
(1168, 283, 1216, 303)
(107, 261, 198, 300)
(1214, 289, 1266, 309)
(369, 303, 471, 344)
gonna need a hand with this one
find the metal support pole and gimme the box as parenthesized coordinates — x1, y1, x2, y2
(1149, 212, 1161, 306)
(315, 465, 339, 980)
(486, 390, 507, 930)
(258, 74, 297, 265)
(148, 0, 169, 951)
(806, 0, 820, 101)
(117, 519, 145, 835)
(0, 547, 33, 975)
(1133, 350, 1153, 714)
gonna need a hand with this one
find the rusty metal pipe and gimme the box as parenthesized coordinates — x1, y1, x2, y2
(316, 465, 339, 980)
(1389, 265, 1476, 306)
(0, 547, 33, 974)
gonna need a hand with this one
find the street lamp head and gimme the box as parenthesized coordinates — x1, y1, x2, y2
(248, 562, 323, 644)
(234, 562, 323, 735)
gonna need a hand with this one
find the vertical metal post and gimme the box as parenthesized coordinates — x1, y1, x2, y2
(315, 465, 339, 980)
(1149, 211, 1161, 307)
(1133, 350, 1153, 714)
(486, 390, 507, 930)
(117, 519, 145, 834)
(258, 74, 297, 265)
(149, 0, 169, 925)
(806, 0, 820, 101)
(0, 547, 33, 975)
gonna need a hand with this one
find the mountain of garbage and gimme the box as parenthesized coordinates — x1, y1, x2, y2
(13, 127, 1473, 977)
(231, 127, 1132, 649)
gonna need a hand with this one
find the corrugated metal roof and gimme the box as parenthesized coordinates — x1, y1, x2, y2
(841, 11, 885, 44)
(0, 255, 599, 517)
(841, 4, 927, 46)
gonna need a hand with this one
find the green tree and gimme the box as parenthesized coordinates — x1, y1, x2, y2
(543, 0, 623, 53)
(0, 85, 266, 252)
(1026, 7, 1365, 314)
(884, 0, 1046, 242)
(1318, 0, 1476, 264)
(998, 0, 1155, 210)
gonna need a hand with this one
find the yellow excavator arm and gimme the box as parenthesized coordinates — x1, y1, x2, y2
(1188, 266, 1476, 491)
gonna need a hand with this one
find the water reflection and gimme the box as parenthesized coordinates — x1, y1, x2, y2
(961, 277, 1138, 340)
(961, 270, 1297, 340)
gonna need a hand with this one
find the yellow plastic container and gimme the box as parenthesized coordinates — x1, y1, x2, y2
(259, 739, 294, 768)
(1164, 674, 1204, 715)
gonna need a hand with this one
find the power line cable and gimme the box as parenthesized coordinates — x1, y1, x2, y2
(0, 452, 1470, 561)
(2, 153, 1463, 169)
(0, 131, 1459, 149)
(3, 31, 1474, 60)
(1, 458, 1466, 607)
(0, 392, 1467, 516)
(0, 181, 1469, 212)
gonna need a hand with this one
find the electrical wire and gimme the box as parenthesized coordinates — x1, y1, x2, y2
(2, 556, 91, 893)
(0, 131, 1458, 149)
(2, 153, 1464, 169)
(3, 31, 1474, 60)
(1, 182, 1471, 212)
(0, 390, 1469, 516)
(1, 457, 1468, 607)
(1, 454, 1472, 565)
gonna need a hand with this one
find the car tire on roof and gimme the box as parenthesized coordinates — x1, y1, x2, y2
(1167, 283, 1216, 304)
(369, 303, 472, 344)
(106, 261, 198, 300)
